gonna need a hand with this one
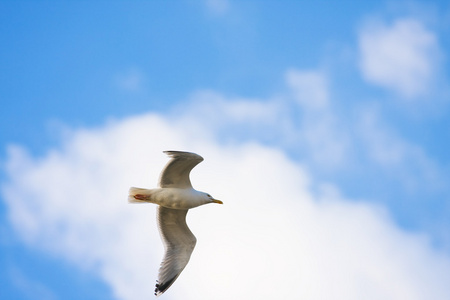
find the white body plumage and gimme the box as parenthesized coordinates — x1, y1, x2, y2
(129, 187, 213, 209)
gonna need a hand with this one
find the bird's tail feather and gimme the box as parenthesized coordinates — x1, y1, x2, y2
(128, 187, 154, 203)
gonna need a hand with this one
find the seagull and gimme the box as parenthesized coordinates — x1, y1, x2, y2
(128, 151, 223, 296)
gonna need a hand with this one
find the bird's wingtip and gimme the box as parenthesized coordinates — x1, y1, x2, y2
(163, 150, 187, 156)
(154, 276, 178, 297)
(163, 150, 204, 161)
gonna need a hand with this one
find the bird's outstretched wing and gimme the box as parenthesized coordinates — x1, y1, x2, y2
(155, 206, 197, 296)
(159, 151, 204, 188)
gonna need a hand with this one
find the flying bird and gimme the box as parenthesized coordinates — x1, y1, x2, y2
(128, 151, 223, 296)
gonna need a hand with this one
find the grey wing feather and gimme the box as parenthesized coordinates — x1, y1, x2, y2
(159, 151, 204, 188)
(155, 206, 197, 296)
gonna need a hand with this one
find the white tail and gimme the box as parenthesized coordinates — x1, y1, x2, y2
(128, 187, 154, 203)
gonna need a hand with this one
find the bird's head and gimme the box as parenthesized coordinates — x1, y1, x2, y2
(204, 192, 223, 205)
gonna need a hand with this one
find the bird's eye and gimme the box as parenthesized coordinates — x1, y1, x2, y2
(206, 194, 211, 198)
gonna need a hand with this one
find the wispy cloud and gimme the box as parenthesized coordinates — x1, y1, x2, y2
(286, 69, 330, 110)
(356, 106, 444, 192)
(358, 17, 442, 99)
(285, 69, 350, 169)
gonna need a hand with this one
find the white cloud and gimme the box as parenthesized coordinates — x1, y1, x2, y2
(175, 89, 290, 145)
(358, 18, 441, 99)
(286, 69, 329, 110)
(177, 70, 350, 170)
(2, 102, 450, 300)
(286, 69, 350, 169)
(356, 107, 444, 192)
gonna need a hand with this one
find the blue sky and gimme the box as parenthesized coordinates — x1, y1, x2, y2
(1, 1, 450, 299)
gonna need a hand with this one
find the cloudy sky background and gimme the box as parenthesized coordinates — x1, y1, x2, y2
(1, 1, 450, 299)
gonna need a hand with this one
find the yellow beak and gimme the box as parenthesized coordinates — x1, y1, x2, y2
(212, 199, 223, 204)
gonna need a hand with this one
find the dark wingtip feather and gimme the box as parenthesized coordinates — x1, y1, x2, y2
(154, 276, 178, 297)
